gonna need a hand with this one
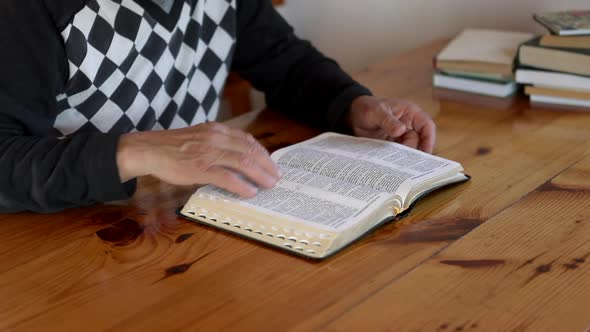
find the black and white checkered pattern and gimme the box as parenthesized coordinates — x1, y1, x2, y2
(54, 0, 236, 136)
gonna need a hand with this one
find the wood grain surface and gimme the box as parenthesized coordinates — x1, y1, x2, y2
(2, 39, 590, 332)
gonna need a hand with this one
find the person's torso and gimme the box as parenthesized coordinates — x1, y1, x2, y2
(54, 0, 236, 136)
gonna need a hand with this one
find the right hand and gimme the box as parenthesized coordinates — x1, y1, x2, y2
(116, 122, 281, 197)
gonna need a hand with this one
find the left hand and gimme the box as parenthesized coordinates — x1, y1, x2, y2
(345, 96, 436, 153)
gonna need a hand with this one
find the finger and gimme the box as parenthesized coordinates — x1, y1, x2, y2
(225, 134, 280, 178)
(235, 139, 281, 179)
(408, 110, 436, 153)
(376, 103, 407, 138)
(211, 150, 279, 189)
(396, 102, 436, 153)
(206, 166, 259, 198)
(203, 122, 230, 134)
(189, 123, 269, 157)
(400, 130, 420, 150)
(197, 131, 280, 179)
(218, 133, 267, 155)
(395, 101, 421, 129)
(417, 120, 436, 153)
(226, 128, 271, 157)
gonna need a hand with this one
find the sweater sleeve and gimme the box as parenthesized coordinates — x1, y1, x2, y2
(0, 0, 135, 213)
(232, 0, 372, 129)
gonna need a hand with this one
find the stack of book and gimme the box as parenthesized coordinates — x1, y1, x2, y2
(433, 29, 533, 98)
(516, 10, 590, 109)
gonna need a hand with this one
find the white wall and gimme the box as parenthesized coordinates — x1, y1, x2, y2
(278, 1, 589, 72)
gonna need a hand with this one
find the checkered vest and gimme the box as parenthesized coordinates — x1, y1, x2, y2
(54, 0, 236, 136)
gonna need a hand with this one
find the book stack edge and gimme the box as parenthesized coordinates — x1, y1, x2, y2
(516, 10, 590, 110)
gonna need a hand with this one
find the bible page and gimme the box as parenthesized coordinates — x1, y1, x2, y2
(197, 166, 393, 232)
(270, 132, 463, 198)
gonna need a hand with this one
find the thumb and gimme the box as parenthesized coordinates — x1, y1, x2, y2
(377, 103, 407, 138)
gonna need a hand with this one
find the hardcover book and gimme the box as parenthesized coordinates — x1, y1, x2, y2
(530, 94, 590, 109)
(519, 37, 590, 76)
(435, 29, 534, 77)
(540, 35, 590, 49)
(433, 72, 518, 98)
(524, 86, 590, 101)
(178, 133, 468, 259)
(516, 67, 590, 92)
(534, 10, 590, 36)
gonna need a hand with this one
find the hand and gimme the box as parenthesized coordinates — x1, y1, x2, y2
(345, 96, 436, 153)
(116, 122, 281, 197)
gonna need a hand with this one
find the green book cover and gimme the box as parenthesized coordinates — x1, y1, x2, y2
(438, 70, 513, 83)
(520, 36, 590, 56)
(434, 71, 514, 85)
(534, 10, 590, 35)
(517, 36, 590, 77)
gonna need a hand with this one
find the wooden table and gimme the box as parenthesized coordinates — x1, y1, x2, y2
(3, 40, 590, 332)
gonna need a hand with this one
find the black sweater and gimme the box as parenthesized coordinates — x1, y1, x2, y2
(0, 0, 371, 213)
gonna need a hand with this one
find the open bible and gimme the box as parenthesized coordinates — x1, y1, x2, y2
(179, 133, 469, 259)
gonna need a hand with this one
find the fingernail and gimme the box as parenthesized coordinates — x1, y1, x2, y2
(262, 175, 278, 188)
(247, 186, 258, 196)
